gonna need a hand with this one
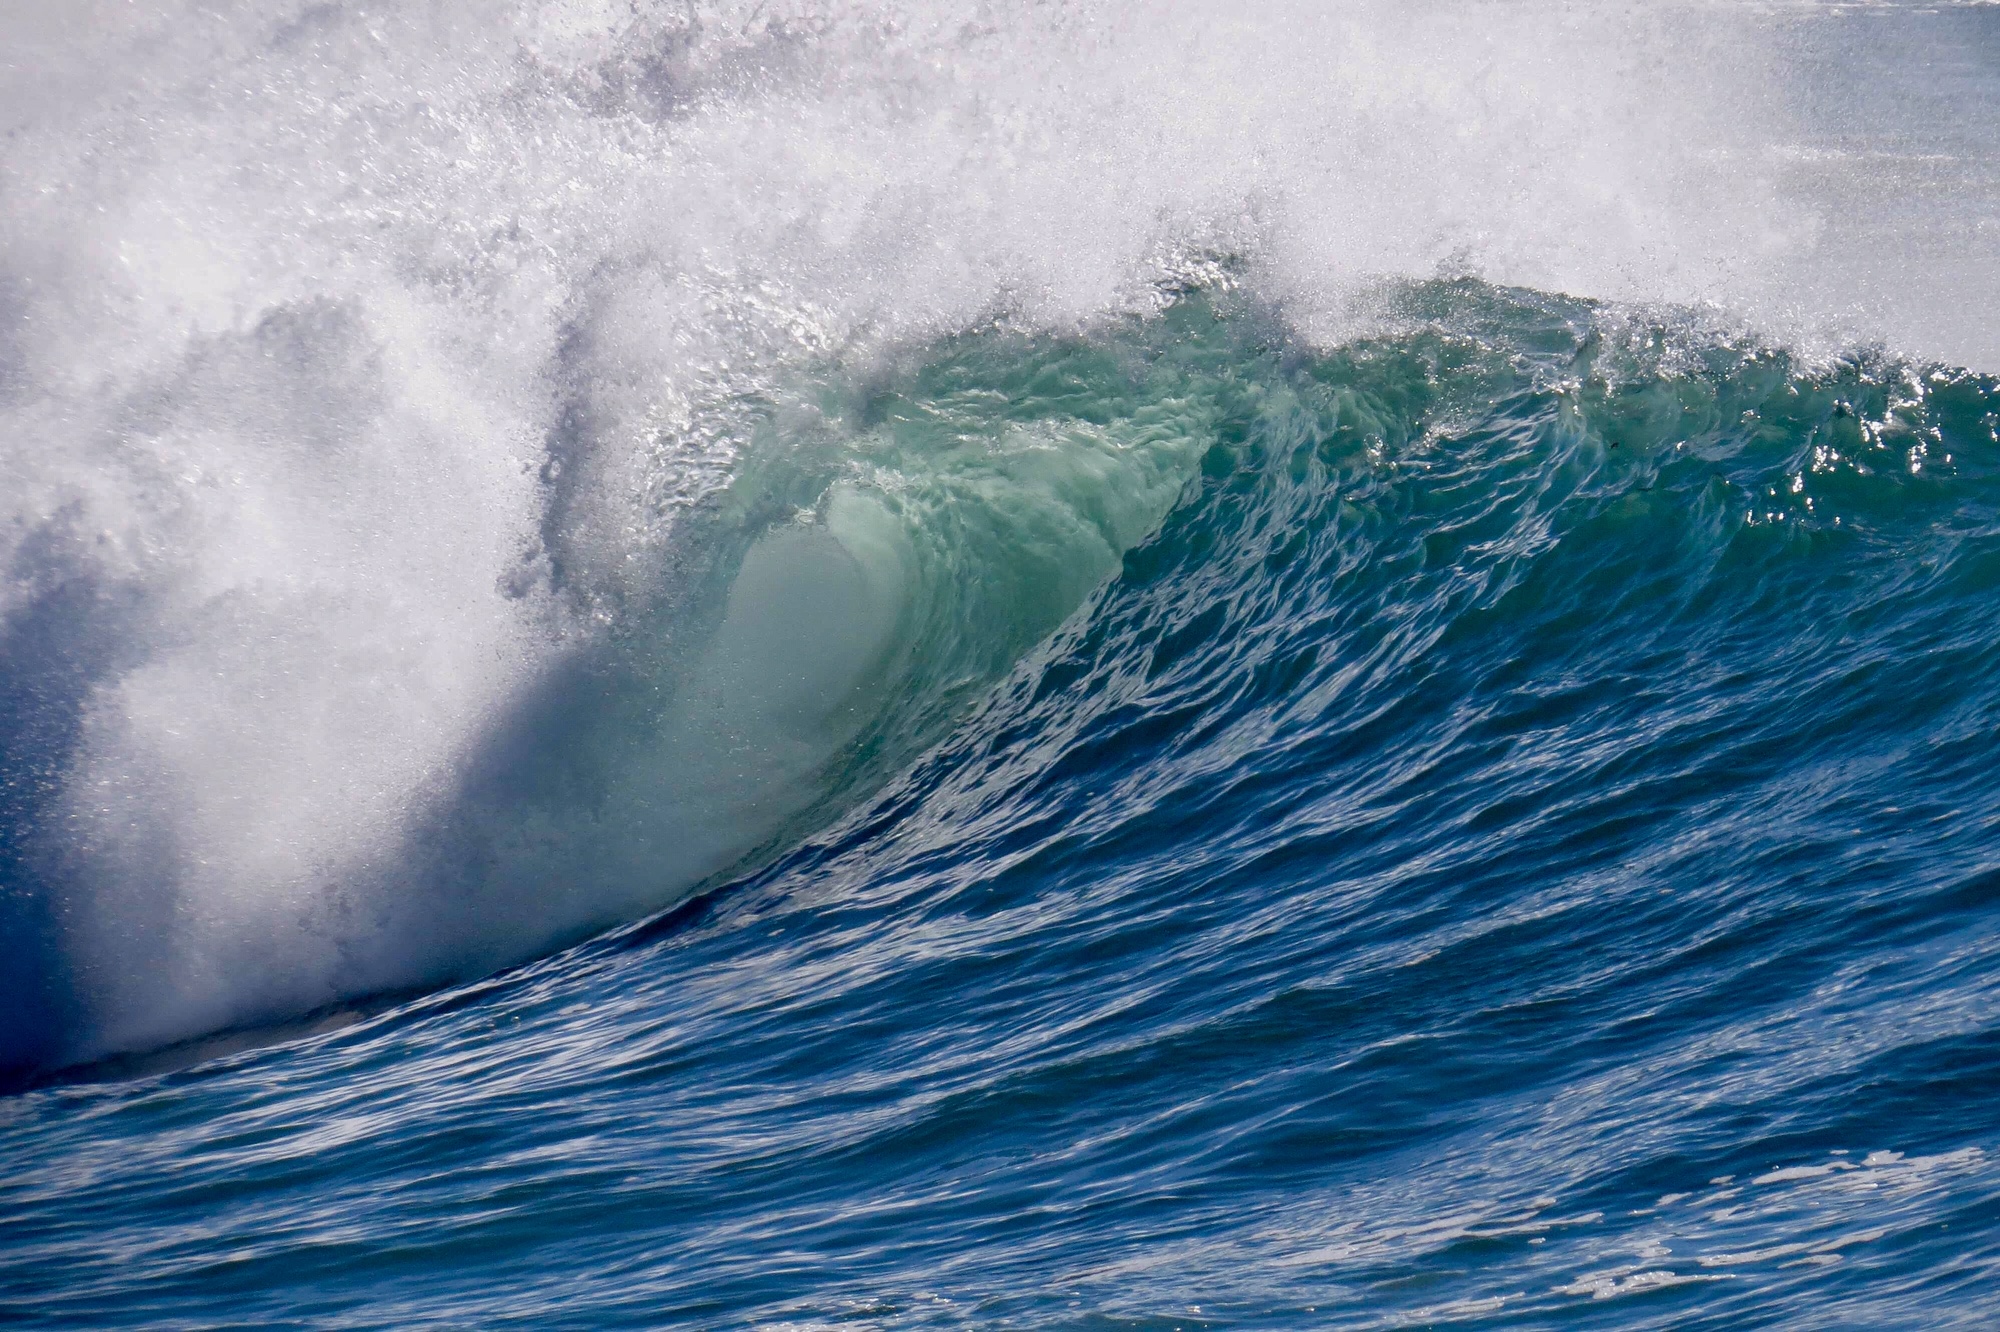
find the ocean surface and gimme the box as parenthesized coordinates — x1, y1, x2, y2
(6, 2, 2000, 1327)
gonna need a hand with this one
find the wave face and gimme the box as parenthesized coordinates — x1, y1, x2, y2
(0, 0, 1830, 1067)
(7, 0, 2000, 1326)
(10, 278, 2000, 1324)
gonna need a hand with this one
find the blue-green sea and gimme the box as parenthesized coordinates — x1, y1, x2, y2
(5, 3, 2000, 1327)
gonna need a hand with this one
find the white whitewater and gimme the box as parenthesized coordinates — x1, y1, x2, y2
(2, 0, 1995, 1061)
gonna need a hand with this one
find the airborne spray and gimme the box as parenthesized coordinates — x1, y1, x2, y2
(3, 0, 1997, 1068)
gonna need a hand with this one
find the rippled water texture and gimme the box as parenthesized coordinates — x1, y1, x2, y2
(12, 280, 2000, 1326)
(6, 2, 2000, 1328)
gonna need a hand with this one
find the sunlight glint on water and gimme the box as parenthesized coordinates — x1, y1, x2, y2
(3, 4, 2000, 1328)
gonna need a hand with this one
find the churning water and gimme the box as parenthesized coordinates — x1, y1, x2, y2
(4, 2, 2000, 1326)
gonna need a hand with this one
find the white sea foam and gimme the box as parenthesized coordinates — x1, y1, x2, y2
(2, 0, 1994, 1060)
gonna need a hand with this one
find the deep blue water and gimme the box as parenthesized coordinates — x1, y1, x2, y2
(7, 280, 2000, 1326)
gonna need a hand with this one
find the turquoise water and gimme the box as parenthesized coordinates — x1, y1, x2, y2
(9, 279, 2000, 1325)
(8, 1, 2000, 1326)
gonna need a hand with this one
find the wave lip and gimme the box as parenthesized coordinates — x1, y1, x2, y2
(8, 0, 2000, 1072)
